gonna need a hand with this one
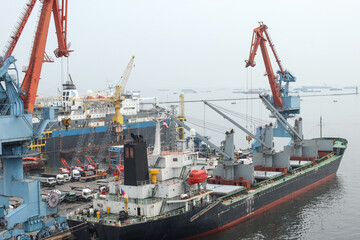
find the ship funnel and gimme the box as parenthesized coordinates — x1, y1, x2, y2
(124, 135, 150, 186)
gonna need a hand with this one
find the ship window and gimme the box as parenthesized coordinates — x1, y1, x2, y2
(66, 92, 69, 96)
(173, 158, 178, 162)
(63, 92, 66, 96)
(125, 148, 129, 158)
(130, 148, 134, 158)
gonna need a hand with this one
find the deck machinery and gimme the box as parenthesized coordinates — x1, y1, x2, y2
(0, 0, 71, 238)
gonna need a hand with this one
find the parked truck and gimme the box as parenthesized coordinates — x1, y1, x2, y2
(71, 170, 81, 181)
(56, 174, 65, 185)
(64, 192, 77, 203)
(77, 188, 93, 202)
(40, 177, 56, 187)
(63, 173, 71, 183)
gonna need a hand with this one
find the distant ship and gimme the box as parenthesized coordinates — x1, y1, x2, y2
(181, 89, 197, 93)
(233, 88, 268, 94)
(32, 79, 170, 170)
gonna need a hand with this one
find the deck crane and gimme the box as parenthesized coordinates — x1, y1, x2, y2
(245, 22, 300, 138)
(112, 56, 135, 124)
(203, 101, 273, 152)
(0, 0, 71, 238)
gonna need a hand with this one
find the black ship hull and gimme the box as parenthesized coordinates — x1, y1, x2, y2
(42, 124, 171, 171)
(68, 154, 343, 240)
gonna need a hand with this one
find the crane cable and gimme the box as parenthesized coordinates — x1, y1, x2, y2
(186, 116, 230, 134)
(186, 117, 229, 132)
(250, 68, 254, 134)
(208, 103, 268, 126)
(246, 68, 248, 129)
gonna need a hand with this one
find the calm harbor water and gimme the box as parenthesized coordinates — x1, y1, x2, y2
(141, 88, 360, 240)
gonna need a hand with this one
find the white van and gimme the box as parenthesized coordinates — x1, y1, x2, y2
(56, 174, 65, 184)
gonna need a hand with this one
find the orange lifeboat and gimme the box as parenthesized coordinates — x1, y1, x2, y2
(187, 170, 208, 185)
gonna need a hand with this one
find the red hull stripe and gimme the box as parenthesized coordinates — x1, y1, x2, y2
(186, 173, 336, 240)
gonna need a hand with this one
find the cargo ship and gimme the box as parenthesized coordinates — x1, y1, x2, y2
(31, 79, 171, 169)
(67, 116, 347, 240)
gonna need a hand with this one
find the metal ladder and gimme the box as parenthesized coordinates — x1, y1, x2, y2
(159, 199, 166, 214)
(152, 184, 159, 197)
(189, 200, 221, 222)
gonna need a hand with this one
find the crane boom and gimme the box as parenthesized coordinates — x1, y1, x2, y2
(113, 56, 135, 124)
(203, 101, 272, 149)
(245, 23, 283, 107)
(245, 23, 299, 138)
(0, 0, 38, 65)
(119, 56, 135, 94)
(53, 0, 70, 57)
(20, 0, 71, 113)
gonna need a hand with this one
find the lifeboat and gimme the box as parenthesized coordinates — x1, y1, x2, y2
(187, 170, 208, 185)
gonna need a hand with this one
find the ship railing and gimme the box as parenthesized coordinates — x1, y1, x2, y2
(107, 194, 163, 205)
(252, 172, 285, 188)
(69, 204, 208, 226)
(146, 207, 186, 222)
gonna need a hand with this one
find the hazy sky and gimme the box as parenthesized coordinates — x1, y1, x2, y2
(1, 0, 359, 96)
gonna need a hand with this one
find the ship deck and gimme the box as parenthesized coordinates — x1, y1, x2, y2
(67, 138, 347, 228)
(220, 138, 347, 206)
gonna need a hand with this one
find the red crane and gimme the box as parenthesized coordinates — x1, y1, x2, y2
(1, 0, 37, 64)
(245, 22, 284, 107)
(75, 158, 86, 172)
(86, 157, 99, 170)
(59, 158, 71, 173)
(2, 0, 71, 113)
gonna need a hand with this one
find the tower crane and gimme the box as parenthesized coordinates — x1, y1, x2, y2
(112, 56, 135, 124)
(0, 0, 71, 238)
(245, 22, 300, 138)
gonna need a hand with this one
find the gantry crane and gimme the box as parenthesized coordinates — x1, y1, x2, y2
(245, 22, 300, 138)
(0, 0, 71, 238)
(112, 56, 135, 124)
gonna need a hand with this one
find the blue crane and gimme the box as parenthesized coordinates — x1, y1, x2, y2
(0, 0, 71, 238)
